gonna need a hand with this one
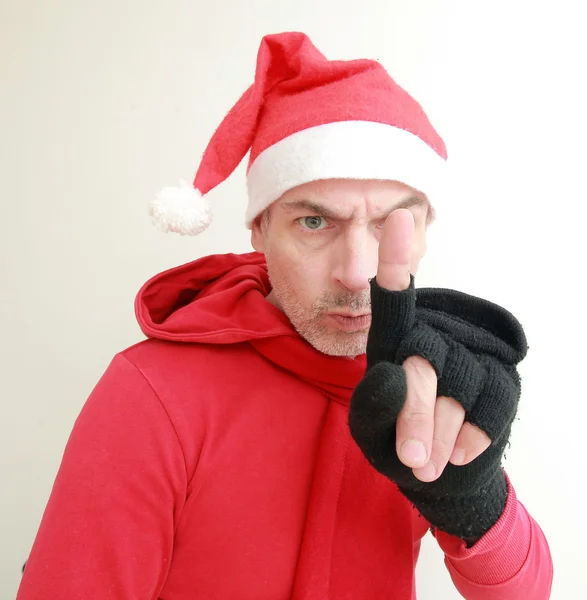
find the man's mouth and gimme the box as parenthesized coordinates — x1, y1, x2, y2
(325, 312, 372, 332)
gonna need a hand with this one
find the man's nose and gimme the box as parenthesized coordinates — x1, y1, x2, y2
(331, 230, 378, 292)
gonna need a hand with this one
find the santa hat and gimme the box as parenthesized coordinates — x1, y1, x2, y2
(150, 31, 447, 236)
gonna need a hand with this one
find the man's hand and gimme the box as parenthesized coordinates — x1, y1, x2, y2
(376, 209, 490, 482)
(349, 211, 527, 540)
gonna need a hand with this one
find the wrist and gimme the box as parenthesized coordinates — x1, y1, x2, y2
(399, 467, 508, 542)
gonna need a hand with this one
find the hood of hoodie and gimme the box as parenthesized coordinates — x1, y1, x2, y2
(135, 251, 367, 403)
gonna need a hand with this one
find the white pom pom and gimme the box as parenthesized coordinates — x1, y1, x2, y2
(149, 181, 212, 236)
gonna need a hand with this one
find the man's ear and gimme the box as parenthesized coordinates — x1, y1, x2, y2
(250, 213, 266, 253)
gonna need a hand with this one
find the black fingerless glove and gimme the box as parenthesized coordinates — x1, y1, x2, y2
(349, 276, 528, 543)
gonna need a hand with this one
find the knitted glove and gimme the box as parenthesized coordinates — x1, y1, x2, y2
(348, 276, 528, 542)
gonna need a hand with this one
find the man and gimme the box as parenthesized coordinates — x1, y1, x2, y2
(17, 32, 552, 599)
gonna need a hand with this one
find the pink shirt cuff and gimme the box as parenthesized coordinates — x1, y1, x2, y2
(434, 473, 537, 586)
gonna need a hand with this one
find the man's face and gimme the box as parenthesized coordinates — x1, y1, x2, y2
(251, 179, 431, 357)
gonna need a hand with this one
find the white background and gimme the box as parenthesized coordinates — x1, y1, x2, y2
(2, 1, 585, 598)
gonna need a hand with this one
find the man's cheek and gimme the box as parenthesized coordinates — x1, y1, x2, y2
(291, 262, 323, 299)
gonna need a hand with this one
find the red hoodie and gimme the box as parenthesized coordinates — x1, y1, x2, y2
(17, 252, 553, 599)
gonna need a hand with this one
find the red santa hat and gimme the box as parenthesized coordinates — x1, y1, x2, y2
(150, 31, 447, 236)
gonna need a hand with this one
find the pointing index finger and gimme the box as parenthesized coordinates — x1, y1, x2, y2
(367, 209, 418, 366)
(376, 209, 415, 292)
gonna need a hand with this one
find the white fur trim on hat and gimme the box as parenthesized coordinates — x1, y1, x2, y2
(149, 182, 212, 236)
(245, 120, 447, 226)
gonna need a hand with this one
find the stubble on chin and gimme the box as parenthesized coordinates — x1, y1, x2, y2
(266, 269, 370, 357)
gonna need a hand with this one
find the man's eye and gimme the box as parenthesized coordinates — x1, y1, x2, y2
(298, 216, 328, 230)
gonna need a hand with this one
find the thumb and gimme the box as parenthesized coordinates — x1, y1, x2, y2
(376, 209, 415, 291)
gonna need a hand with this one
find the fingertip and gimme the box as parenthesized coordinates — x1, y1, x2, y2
(387, 207, 415, 227)
(413, 459, 438, 482)
(450, 448, 466, 466)
(399, 439, 428, 468)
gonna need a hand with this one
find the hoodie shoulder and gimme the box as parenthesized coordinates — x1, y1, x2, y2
(120, 337, 253, 385)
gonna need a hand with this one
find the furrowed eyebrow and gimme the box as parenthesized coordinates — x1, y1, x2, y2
(280, 200, 346, 220)
(280, 196, 431, 222)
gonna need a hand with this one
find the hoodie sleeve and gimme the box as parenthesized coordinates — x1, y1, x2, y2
(433, 475, 553, 599)
(17, 354, 187, 600)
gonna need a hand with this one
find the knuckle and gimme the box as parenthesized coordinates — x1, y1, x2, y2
(404, 386, 435, 416)
(438, 395, 464, 415)
(432, 434, 455, 455)
(404, 356, 437, 386)
(400, 408, 433, 430)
